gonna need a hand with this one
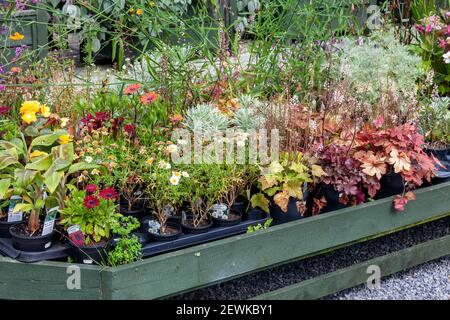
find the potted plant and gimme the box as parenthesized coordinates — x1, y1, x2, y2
(108, 215, 142, 266)
(251, 152, 325, 224)
(144, 154, 186, 241)
(60, 185, 122, 264)
(419, 97, 450, 161)
(181, 163, 233, 234)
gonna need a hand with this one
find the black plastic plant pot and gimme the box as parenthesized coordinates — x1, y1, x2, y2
(425, 146, 449, 162)
(321, 185, 348, 214)
(231, 197, 248, 215)
(119, 205, 145, 219)
(269, 197, 306, 226)
(9, 222, 54, 252)
(181, 218, 213, 235)
(376, 172, 404, 199)
(0, 220, 17, 238)
(148, 222, 182, 242)
(212, 210, 242, 227)
(71, 241, 109, 265)
(246, 208, 266, 220)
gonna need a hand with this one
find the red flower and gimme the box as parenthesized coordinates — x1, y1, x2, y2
(140, 92, 158, 105)
(85, 184, 97, 194)
(0, 106, 10, 116)
(169, 114, 183, 124)
(95, 112, 110, 122)
(99, 187, 119, 200)
(124, 83, 142, 95)
(83, 195, 100, 209)
(123, 123, 136, 136)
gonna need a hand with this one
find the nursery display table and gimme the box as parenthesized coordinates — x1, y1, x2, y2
(0, 181, 449, 300)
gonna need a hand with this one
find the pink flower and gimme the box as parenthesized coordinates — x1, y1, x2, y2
(99, 187, 119, 200)
(83, 195, 100, 209)
(439, 38, 446, 48)
(0, 106, 10, 116)
(124, 83, 141, 95)
(85, 184, 97, 194)
(123, 123, 136, 136)
(425, 25, 432, 34)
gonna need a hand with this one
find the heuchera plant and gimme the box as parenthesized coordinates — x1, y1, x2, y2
(251, 152, 325, 215)
(353, 121, 438, 211)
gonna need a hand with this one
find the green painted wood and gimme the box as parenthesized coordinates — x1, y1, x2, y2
(102, 181, 450, 300)
(0, 257, 103, 300)
(1, 9, 48, 67)
(252, 234, 450, 300)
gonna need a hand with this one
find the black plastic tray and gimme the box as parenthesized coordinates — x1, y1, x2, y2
(0, 238, 71, 263)
(141, 212, 269, 258)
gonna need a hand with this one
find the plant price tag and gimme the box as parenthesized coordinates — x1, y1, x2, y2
(67, 224, 85, 247)
(7, 195, 23, 223)
(42, 206, 59, 236)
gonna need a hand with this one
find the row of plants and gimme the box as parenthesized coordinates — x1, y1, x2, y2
(0, 1, 449, 266)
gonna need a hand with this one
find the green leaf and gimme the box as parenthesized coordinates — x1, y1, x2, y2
(13, 203, 34, 213)
(25, 154, 52, 171)
(0, 178, 11, 199)
(44, 170, 64, 194)
(67, 162, 100, 176)
(52, 143, 74, 163)
(30, 131, 67, 149)
(250, 193, 270, 214)
(14, 169, 37, 188)
(0, 148, 19, 170)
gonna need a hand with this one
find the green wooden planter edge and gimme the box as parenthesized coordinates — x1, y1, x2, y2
(0, 181, 449, 300)
(252, 233, 450, 300)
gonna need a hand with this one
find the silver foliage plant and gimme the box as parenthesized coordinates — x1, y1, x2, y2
(331, 31, 425, 104)
(232, 95, 265, 131)
(183, 103, 230, 133)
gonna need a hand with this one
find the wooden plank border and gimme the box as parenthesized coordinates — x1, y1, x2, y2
(103, 181, 450, 299)
(0, 181, 449, 299)
(252, 234, 450, 300)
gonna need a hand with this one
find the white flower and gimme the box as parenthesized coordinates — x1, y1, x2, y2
(443, 52, 450, 64)
(60, 117, 70, 128)
(172, 171, 181, 177)
(166, 144, 178, 153)
(177, 139, 188, 146)
(85, 156, 93, 164)
(181, 171, 189, 178)
(91, 169, 100, 175)
(169, 175, 180, 186)
(157, 160, 171, 169)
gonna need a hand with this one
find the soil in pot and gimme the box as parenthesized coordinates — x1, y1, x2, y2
(9, 222, 54, 252)
(71, 241, 109, 265)
(269, 197, 306, 225)
(212, 210, 242, 227)
(148, 222, 181, 242)
(245, 207, 265, 220)
(119, 202, 145, 218)
(182, 218, 213, 235)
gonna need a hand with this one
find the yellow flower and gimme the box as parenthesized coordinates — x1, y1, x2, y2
(21, 112, 37, 124)
(9, 32, 24, 41)
(129, 8, 135, 13)
(108, 155, 115, 161)
(146, 158, 154, 165)
(136, 9, 143, 15)
(172, 171, 181, 177)
(30, 150, 47, 159)
(91, 169, 101, 175)
(20, 101, 41, 115)
(58, 134, 72, 145)
(149, 1, 156, 7)
(40, 105, 51, 118)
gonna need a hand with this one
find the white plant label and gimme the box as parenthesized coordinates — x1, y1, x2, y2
(7, 195, 23, 223)
(42, 206, 59, 236)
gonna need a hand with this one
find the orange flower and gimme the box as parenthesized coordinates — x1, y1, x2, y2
(169, 114, 183, 124)
(123, 83, 141, 95)
(140, 92, 158, 105)
(10, 67, 21, 73)
(9, 32, 24, 41)
(136, 9, 143, 15)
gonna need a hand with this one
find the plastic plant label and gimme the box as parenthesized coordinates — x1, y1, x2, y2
(44, 242, 52, 249)
(67, 225, 85, 247)
(83, 259, 93, 264)
(42, 206, 58, 236)
(7, 195, 23, 223)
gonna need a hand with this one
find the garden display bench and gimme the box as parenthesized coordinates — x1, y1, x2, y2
(0, 181, 449, 300)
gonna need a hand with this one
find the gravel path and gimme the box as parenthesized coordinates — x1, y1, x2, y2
(171, 216, 450, 300)
(325, 256, 450, 300)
